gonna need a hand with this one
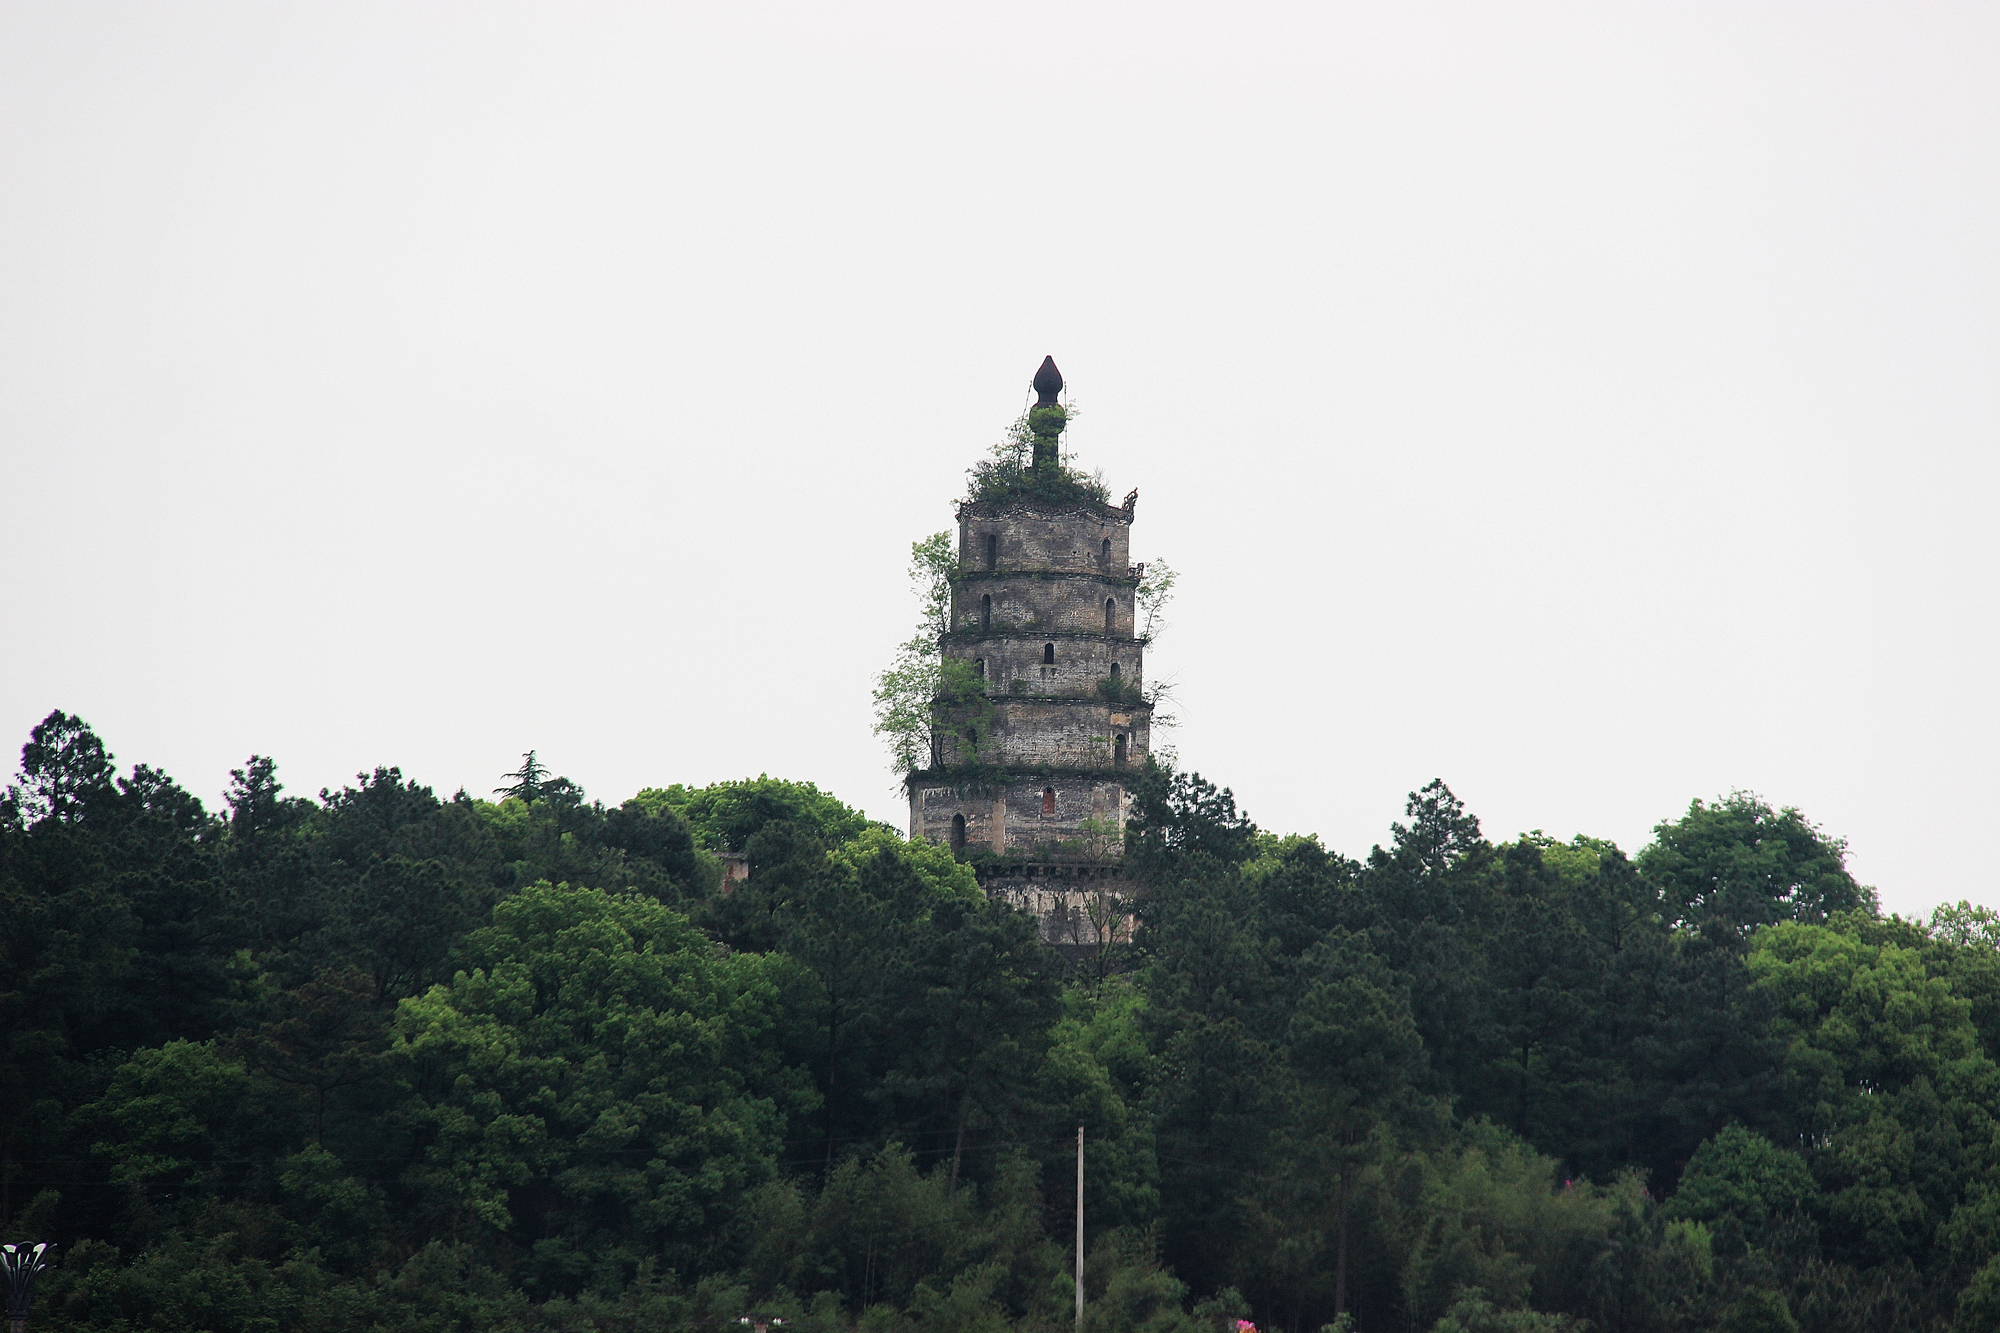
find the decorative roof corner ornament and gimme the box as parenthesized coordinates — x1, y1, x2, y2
(1122, 488, 1138, 519)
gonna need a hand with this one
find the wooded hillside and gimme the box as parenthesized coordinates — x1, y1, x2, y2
(5, 710, 1997, 1332)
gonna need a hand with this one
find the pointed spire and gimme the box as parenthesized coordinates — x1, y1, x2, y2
(1027, 356, 1066, 470)
(1032, 356, 1064, 405)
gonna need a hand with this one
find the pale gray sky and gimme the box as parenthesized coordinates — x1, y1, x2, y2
(3, 3, 1994, 917)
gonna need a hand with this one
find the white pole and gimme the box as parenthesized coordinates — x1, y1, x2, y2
(1075, 1123, 1085, 1328)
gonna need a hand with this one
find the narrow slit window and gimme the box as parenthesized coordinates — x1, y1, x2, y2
(1042, 787, 1056, 816)
(1114, 734, 1128, 767)
(1109, 662, 1120, 680)
(1105, 598, 1116, 635)
(1043, 642, 1056, 664)
(985, 533, 998, 568)
(975, 658, 986, 678)
(951, 814, 966, 853)
(1101, 538, 1111, 562)
(981, 594, 992, 632)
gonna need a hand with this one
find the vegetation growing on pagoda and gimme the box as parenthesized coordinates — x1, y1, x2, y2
(965, 406, 1111, 509)
(871, 531, 967, 777)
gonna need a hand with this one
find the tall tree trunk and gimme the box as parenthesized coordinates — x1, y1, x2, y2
(1334, 1158, 1350, 1318)
(1518, 1038, 1532, 1137)
(823, 995, 841, 1177)
(948, 1084, 974, 1191)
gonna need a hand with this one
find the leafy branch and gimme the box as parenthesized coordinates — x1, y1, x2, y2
(873, 533, 983, 777)
(1137, 558, 1177, 639)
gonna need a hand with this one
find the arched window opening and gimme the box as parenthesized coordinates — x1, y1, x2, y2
(1114, 733, 1128, 767)
(1105, 598, 1116, 635)
(975, 658, 986, 678)
(1101, 538, 1111, 563)
(1108, 662, 1120, 680)
(967, 725, 978, 751)
(950, 814, 966, 853)
(1042, 787, 1056, 816)
(985, 533, 998, 569)
(980, 594, 991, 632)
(1042, 642, 1055, 664)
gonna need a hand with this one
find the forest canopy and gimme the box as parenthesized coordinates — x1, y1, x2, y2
(4, 710, 1998, 1333)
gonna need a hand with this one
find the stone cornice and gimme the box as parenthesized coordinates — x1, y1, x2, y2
(955, 490, 1136, 523)
(951, 568, 1141, 587)
(940, 630, 1152, 652)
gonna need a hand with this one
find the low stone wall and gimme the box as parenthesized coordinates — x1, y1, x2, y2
(976, 860, 1137, 953)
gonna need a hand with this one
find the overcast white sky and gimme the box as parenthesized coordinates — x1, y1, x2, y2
(2, 3, 1995, 917)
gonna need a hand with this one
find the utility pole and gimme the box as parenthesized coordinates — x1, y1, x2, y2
(1075, 1123, 1085, 1329)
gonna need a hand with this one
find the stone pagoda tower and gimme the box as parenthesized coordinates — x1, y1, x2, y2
(908, 357, 1151, 952)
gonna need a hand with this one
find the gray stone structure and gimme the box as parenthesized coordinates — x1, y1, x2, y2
(907, 358, 1151, 955)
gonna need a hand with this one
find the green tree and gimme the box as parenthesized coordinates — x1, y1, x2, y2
(302, 768, 495, 1000)
(2, 713, 246, 1237)
(1350, 781, 1497, 1108)
(1640, 793, 1873, 932)
(1136, 558, 1177, 640)
(1492, 835, 1684, 1182)
(493, 750, 551, 804)
(227, 966, 390, 1147)
(391, 881, 813, 1277)
(1381, 1126, 1625, 1331)
(224, 754, 311, 840)
(1128, 760, 1280, 1305)
(638, 775, 873, 853)
(1430, 1287, 1583, 1332)
(1036, 980, 1161, 1233)
(1910, 902, 2000, 1065)
(1955, 1253, 2000, 1333)
(5, 709, 118, 827)
(868, 534, 997, 776)
(1126, 762, 1258, 873)
(1286, 932, 1426, 1319)
(886, 894, 1062, 1190)
(1718, 1288, 1799, 1333)
(73, 1038, 300, 1240)
(1665, 1125, 1817, 1245)
(873, 532, 958, 776)
(1749, 919, 2000, 1266)
(757, 827, 981, 1173)
(1476, 841, 1599, 1147)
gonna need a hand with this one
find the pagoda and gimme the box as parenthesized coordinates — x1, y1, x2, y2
(908, 357, 1152, 955)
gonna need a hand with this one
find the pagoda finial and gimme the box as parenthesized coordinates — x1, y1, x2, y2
(1027, 357, 1066, 469)
(1032, 356, 1063, 406)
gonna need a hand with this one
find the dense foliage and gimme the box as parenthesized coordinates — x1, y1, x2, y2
(5, 710, 1999, 1332)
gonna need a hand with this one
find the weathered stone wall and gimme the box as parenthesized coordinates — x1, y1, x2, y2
(977, 862, 1137, 953)
(952, 574, 1135, 638)
(957, 508, 1131, 575)
(945, 637, 1143, 698)
(909, 775, 1131, 855)
(933, 696, 1149, 772)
